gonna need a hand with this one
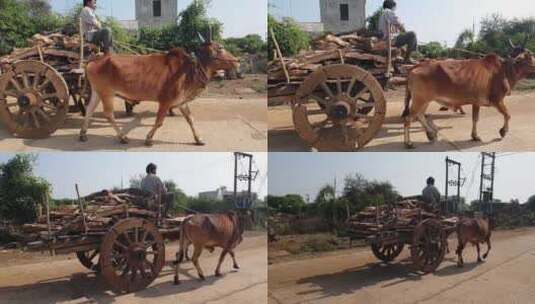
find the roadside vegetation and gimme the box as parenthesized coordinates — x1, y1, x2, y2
(0, 0, 267, 58)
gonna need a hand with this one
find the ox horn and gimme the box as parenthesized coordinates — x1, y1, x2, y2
(197, 32, 205, 43)
(208, 24, 213, 43)
(508, 38, 516, 50)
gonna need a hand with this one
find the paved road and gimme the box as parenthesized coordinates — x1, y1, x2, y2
(268, 228, 535, 304)
(269, 90, 535, 152)
(0, 233, 267, 304)
(0, 97, 266, 152)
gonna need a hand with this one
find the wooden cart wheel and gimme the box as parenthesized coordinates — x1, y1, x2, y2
(76, 249, 101, 272)
(371, 242, 404, 262)
(410, 219, 447, 273)
(0, 60, 69, 138)
(100, 218, 165, 293)
(293, 64, 386, 151)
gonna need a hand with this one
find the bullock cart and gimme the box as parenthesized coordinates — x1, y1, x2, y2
(21, 188, 184, 293)
(345, 199, 458, 273)
(269, 30, 415, 151)
(0, 32, 96, 138)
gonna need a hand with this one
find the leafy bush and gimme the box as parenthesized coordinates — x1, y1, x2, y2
(268, 15, 310, 59)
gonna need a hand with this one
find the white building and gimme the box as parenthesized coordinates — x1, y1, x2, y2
(297, 0, 367, 34)
(135, 0, 178, 29)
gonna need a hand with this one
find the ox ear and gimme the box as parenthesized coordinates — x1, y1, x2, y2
(197, 32, 206, 43)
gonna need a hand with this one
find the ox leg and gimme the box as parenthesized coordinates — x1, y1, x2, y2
(79, 89, 100, 142)
(456, 240, 465, 267)
(229, 250, 240, 269)
(191, 245, 205, 280)
(483, 237, 491, 259)
(145, 103, 170, 146)
(179, 104, 205, 146)
(475, 242, 482, 262)
(417, 113, 437, 142)
(215, 249, 229, 277)
(174, 251, 180, 285)
(100, 94, 128, 144)
(404, 99, 428, 149)
(471, 105, 482, 141)
(495, 101, 511, 138)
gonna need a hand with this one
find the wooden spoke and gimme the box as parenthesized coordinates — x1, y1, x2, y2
(30, 111, 41, 128)
(335, 78, 342, 96)
(35, 108, 51, 122)
(320, 82, 334, 99)
(346, 76, 357, 95)
(5, 90, 19, 98)
(309, 94, 329, 107)
(352, 87, 369, 101)
(22, 73, 30, 89)
(32, 73, 41, 89)
(114, 240, 128, 252)
(37, 78, 51, 91)
(41, 92, 59, 101)
(9, 78, 23, 92)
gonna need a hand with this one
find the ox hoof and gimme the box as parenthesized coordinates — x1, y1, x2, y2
(145, 139, 154, 147)
(483, 253, 488, 259)
(457, 262, 464, 268)
(426, 131, 437, 142)
(194, 139, 205, 146)
(79, 134, 88, 142)
(233, 264, 240, 270)
(405, 142, 415, 150)
(215, 272, 222, 277)
(499, 128, 507, 138)
(472, 135, 482, 142)
(477, 258, 483, 263)
(173, 276, 180, 285)
(439, 106, 449, 112)
(198, 274, 206, 281)
(119, 136, 129, 144)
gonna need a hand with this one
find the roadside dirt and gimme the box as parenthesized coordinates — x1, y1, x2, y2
(0, 232, 267, 304)
(0, 75, 267, 152)
(268, 228, 535, 304)
(269, 89, 535, 152)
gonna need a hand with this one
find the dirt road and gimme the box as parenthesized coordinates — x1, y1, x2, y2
(0, 97, 266, 152)
(0, 233, 267, 304)
(268, 228, 535, 304)
(269, 90, 535, 152)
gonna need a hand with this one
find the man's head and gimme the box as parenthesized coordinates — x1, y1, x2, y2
(427, 177, 435, 186)
(84, 0, 96, 9)
(383, 0, 397, 10)
(146, 163, 157, 175)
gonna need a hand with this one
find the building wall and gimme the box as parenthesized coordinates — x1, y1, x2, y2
(319, 0, 366, 33)
(135, 0, 177, 29)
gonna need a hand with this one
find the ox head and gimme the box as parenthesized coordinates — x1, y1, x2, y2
(197, 33, 240, 72)
(507, 35, 535, 76)
(508, 35, 530, 58)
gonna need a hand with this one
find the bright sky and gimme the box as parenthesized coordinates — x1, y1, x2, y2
(49, 0, 267, 39)
(268, 152, 534, 204)
(269, 0, 535, 46)
(0, 152, 267, 199)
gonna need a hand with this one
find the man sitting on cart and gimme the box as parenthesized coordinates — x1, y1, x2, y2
(422, 176, 441, 209)
(141, 163, 174, 217)
(80, 0, 113, 55)
(378, 0, 418, 63)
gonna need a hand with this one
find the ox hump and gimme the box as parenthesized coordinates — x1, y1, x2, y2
(482, 54, 502, 67)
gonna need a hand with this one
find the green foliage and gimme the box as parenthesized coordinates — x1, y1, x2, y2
(137, 0, 222, 52)
(267, 194, 306, 215)
(419, 41, 449, 59)
(0, 0, 64, 55)
(268, 15, 310, 59)
(0, 154, 51, 224)
(366, 7, 384, 33)
(223, 34, 267, 55)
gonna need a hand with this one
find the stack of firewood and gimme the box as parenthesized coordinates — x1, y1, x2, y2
(22, 188, 158, 238)
(268, 32, 416, 104)
(0, 32, 90, 73)
(346, 199, 440, 233)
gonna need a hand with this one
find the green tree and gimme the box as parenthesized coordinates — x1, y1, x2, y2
(527, 195, 535, 212)
(267, 15, 310, 59)
(224, 34, 267, 55)
(267, 194, 306, 215)
(0, 154, 51, 223)
(366, 7, 384, 33)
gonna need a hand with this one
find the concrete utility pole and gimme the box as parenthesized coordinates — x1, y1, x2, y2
(233, 152, 259, 209)
(479, 152, 496, 215)
(445, 157, 462, 214)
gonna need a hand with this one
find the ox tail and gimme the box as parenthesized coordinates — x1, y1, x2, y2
(402, 84, 412, 118)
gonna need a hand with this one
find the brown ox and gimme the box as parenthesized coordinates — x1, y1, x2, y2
(456, 216, 492, 267)
(402, 42, 535, 149)
(80, 41, 239, 146)
(173, 211, 251, 284)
